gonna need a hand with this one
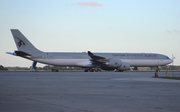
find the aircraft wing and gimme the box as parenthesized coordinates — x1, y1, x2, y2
(88, 51, 108, 63)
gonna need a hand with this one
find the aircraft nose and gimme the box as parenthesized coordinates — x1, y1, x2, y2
(170, 59, 173, 63)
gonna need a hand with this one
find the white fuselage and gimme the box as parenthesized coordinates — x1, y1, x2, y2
(29, 52, 172, 67)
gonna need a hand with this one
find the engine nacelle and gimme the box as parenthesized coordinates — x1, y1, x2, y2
(117, 62, 130, 70)
(105, 59, 122, 67)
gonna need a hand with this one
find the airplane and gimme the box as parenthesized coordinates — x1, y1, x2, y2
(7, 29, 173, 72)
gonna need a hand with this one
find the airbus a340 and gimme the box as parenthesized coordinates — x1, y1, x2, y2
(7, 29, 172, 72)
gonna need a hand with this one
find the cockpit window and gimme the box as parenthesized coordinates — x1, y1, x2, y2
(166, 56, 170, 59)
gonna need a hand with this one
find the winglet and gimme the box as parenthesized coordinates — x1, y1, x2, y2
(88, 51, 106, 60)
(88, 51, 94, 57)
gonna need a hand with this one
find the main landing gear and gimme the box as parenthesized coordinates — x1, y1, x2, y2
(84, 68, 102, 72)
(114, 69, 124, 72)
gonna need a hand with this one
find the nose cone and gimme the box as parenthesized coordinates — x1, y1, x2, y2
(169, 59, 173, 64)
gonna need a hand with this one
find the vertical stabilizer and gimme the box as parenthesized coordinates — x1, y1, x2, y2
(11, 29, 41, 52)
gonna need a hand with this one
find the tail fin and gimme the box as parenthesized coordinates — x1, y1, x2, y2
(11, 29, 41, 52)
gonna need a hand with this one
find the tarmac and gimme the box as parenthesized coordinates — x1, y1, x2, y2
(0, 71, 180, 112)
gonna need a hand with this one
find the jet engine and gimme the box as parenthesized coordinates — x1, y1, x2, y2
(105, 59, 122, 67)
(117, 62, 130, 70)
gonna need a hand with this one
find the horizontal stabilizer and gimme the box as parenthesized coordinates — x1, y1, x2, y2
(6, 51, 32, 58)
(14, 51, 32, 58)
(6, 52, 15, 55)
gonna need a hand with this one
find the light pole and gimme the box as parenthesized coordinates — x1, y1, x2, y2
(172, 54, 175, 76)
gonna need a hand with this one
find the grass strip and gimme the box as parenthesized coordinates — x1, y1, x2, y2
(154, 76, 180, 80)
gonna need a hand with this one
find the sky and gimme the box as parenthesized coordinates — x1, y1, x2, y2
(0, 0, 180, 67)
